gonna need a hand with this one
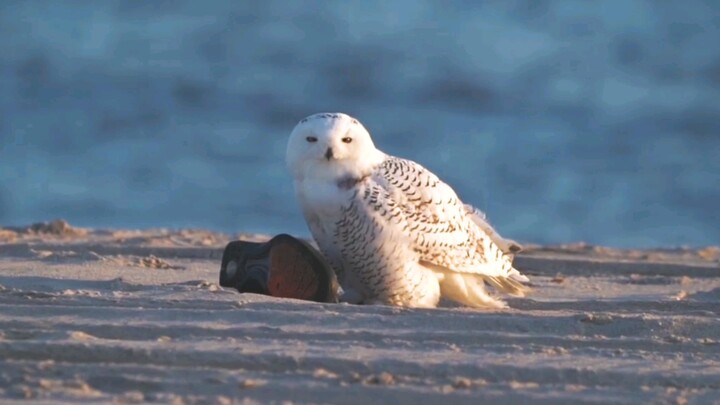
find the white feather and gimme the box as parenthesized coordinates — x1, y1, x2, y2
(287, 112, 529, 308)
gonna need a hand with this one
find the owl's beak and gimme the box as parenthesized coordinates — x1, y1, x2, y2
(324, 147, 334, 161)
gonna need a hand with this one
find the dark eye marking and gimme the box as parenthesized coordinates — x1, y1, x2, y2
(341, 137, 352, 143)
(306, 136, 318, 143)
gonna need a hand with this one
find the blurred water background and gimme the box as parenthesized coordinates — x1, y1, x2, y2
(1, 1, 719, 247)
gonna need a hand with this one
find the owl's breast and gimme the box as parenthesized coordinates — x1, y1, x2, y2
(296, 178, 357, 220)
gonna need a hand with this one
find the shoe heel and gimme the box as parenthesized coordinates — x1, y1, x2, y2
(219, 240, 270, 295)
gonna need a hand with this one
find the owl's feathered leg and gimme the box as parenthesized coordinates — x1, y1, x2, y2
(402, 262, 441, 308)
(355, 263, 440, 308)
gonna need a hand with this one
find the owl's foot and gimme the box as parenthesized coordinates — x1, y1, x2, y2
(339, 288, 365, 304)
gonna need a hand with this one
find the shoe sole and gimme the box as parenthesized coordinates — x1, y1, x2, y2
(219, 234, 338, 303)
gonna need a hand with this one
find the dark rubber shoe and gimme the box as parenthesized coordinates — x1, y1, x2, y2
(219, 234, 339, 303)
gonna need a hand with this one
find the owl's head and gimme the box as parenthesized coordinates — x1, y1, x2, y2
(286, 113, 385, 181)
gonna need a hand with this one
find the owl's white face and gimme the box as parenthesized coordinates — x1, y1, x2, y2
(286, 113, 385, 182)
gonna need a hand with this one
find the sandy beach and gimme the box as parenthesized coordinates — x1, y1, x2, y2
(0, 221, 718, 404)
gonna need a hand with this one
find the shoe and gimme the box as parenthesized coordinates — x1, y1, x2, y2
(219, 234, 339, 303)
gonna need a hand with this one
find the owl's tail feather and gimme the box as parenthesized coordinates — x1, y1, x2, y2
(434, 270, 507, 309)
(425, 261, 530, 309)
(480, 270, 530, 297)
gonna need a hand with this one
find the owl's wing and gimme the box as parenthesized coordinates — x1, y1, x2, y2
(372, 157, 522, 283)
(463, 204, 523, 258)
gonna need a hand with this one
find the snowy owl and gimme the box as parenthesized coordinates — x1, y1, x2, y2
(286, 112, 529, 309)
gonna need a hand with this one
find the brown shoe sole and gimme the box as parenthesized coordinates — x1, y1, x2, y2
(219, 234, 338, 303)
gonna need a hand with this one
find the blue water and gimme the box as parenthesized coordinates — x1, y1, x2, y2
(1, 1, 719, 247)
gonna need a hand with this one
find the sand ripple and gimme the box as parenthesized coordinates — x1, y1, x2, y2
(0, 230, 718, 404)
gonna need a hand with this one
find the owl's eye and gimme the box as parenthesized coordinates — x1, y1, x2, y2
(341, 137, 352, 143)
(306, 136, 317, 143)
